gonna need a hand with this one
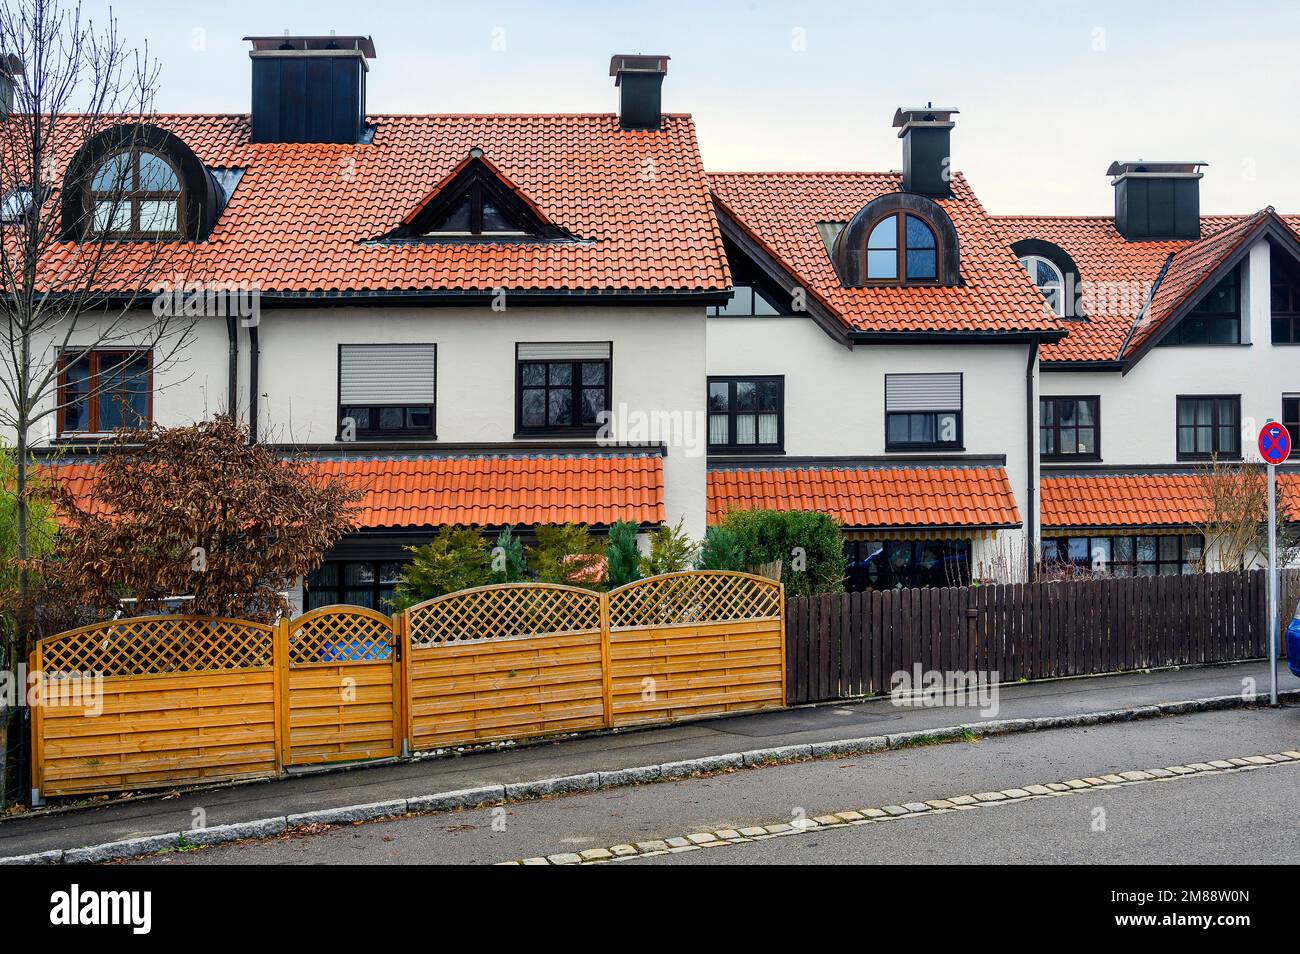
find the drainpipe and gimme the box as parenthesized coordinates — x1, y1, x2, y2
(248, 323, 260, 443)
(1025, 337, 1039, 582)
(225, 315, 238, 419)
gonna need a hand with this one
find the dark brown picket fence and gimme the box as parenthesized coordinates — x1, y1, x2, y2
(786, 569, 1295, 705)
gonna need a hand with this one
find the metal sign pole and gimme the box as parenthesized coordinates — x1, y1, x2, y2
(1268, 461, 1278, 706)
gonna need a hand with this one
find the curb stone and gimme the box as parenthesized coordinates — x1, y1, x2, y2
(5, 687, 1296, 865)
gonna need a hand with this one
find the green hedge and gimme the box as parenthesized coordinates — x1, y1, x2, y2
(717, 509, 844, 597)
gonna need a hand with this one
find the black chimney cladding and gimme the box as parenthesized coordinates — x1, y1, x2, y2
(1107, 161, 1206, 241)
(893, 105, 959, 199)
(609, 54, 670, 131)
(246, 34, 376, 144)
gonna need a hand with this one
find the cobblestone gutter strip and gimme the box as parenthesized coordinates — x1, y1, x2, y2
(505, 751, 1300, 865)
(2, 690, 1294, 865)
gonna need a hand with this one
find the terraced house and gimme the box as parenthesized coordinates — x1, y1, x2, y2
(15, 35, 1298, 606)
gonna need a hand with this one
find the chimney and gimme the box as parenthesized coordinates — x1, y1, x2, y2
(245, 33, 375, 144)
(609, 54, 670, 131)
(1107, 160, 1206, 241)
(0, 55, 23, 119)
(893, 104, 958, 198)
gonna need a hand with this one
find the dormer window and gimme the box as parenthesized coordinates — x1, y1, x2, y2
(88, 148, 182, 237)
(830, 193, 959, 288)
(1019, 254, 1065, 316)
(865, 213, 938, 282)
(424, 187, 528, 238)
(0, 185, 40, 224)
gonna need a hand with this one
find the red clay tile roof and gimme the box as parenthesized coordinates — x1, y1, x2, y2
(708, 465, 1021, 529)
(707, 172, 1063, 336)
(1040, 472, 1300, 528)
(995, 212, 1300, 362)
(46, 453, 665, 529)
(34, 113, 729, 294)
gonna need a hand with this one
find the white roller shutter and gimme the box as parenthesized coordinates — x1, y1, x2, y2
(517, 341, 612, 362)
(885, 372, 962, 411)
(339, 344, 437, 404)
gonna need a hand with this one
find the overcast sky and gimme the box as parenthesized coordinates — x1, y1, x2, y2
(77, 0, 1300, 215)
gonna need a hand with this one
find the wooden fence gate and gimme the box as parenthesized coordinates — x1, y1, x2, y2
(29, 571, 785, 800)
(280, 605, 403, 766)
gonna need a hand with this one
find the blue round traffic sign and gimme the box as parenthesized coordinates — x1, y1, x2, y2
(1259, 421, 1292, 464)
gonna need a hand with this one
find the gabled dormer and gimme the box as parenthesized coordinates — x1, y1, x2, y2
(383, 150, 574, 243)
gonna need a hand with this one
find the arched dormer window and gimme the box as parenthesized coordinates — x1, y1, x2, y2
(831, 193, 959, 287)
(1010, 239, 1085, 319)
(88, 148, 183, 237)
(61, 123, 220, 242)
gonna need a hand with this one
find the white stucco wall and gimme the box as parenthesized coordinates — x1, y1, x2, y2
(707, 313, 1038, 578)
(1042, 239, 1297, 467)
(255, 304, 709, 538)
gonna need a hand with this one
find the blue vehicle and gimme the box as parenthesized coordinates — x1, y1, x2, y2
(1288, 600, 1300, 678)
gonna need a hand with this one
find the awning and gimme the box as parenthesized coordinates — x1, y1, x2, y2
(708, 465, 1021, 531)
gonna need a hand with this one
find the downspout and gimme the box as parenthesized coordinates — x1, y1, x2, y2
(225, 315, 238, 418)
(1025, 337, 1040, 581)
(248, 322, 260, 443)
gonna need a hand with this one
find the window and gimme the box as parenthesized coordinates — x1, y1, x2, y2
(58, 350, 150, 435)
(1019, 254, 1065, 317)
(87, 148, 182, 237)
(1272, 262, 1300, 343)
(306, 560, 406, 610)
(516, 342, 611, 434)
(1164, 267, 1240, 345)
(885, 373, 962, 450)
(0, 186, 41, 224)
(843, 538, 971, 591)
(1044, 534, 1203, 577)
(338, 344, 437, 439)
(424, 189, 525, 237)
(1176, 396, 1240, 460)
(708, 376, 783, 451)
(1284, 395, 1300, 449)
(707, 284, 787, 317)
(1040, 396, 1100, 459)
(864, 213, 938, 283)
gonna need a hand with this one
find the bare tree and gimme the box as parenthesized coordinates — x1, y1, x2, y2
(1195, 457, 1298, 572)
(0, 0, 196, 672)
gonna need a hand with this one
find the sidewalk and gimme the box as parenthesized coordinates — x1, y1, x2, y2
(3, 661, 1296, 858)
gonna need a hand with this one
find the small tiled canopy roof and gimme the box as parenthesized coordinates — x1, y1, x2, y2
(708, 465, 1022, 530)
(30, 112, 730, 295)
(46, 453, 666, 530)
(707, 171, 1064, 336)
(996, 210, 1300, 362)
(1040, 472, 1300, 529)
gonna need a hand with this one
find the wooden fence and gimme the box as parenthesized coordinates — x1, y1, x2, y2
(29, 571, 785, 799)
(786, 569, 1293, 704)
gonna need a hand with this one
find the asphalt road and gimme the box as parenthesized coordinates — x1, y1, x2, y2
(133, 705, 1300, 865)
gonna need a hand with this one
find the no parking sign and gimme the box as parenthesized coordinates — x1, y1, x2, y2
(1258, 420, 1291, 464)
(1259, 419, 1289, 705)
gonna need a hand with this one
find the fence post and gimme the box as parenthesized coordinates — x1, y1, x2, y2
(599, 592, 613, 728)
(273, 617, 289, 773)
(778, 583, 788, 706)
(28, 647, 42, 806)
(396, 610, 412, 758)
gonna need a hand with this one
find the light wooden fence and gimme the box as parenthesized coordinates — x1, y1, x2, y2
(29, 571, 786, 799)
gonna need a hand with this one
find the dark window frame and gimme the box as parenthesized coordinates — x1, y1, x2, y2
(1040, 395, 1101, 461)
(514, 343, 613, 437)
(1176, 394, 1242, 461)
(1271, 263, 1300, 344)
(57, 348, 154, 436)
(843, 537, 972, 592)
(861, 212, 942, 286)
(1284, 394, 1300, 449)
(707, 375, 785, 453)
(305, 559, 407, 611)
(1162, 266, 1242, 346)
(1044, 533, 1204, 577)
(86, 147, 184, 239)
(884, 372, 964, 452)
(335, 343, 438, 441)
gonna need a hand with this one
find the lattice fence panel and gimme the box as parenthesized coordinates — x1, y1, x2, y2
(289, 606, 395, 665)
(608, 571, 783, 630)
(406, 584, 602, 647)
(37, 616, 274, 677)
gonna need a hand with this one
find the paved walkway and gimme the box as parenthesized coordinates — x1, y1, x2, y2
(2, 661, 1295, 857)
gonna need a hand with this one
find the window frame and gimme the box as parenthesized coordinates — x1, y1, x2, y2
(884, 372, 964, 452)
(57, 349, 154, 436)
(1019, 253, 1066, 317)
(707, 375, 785, 453)
(1045, 533, 1204, 577)
(861, 212, 942, 286)
(305, 559, 407, 611)
(85, 148, 185, 240)
(1283, 394, 1300, 450)
(1271, 266, 1300, 344)
(1039, 395, 1101, 461)
(1175, 394, 1242, 461)
(1163, 267, 1242, 346)
(514, 343, 613, 437)
(335, 343, 438, 441)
